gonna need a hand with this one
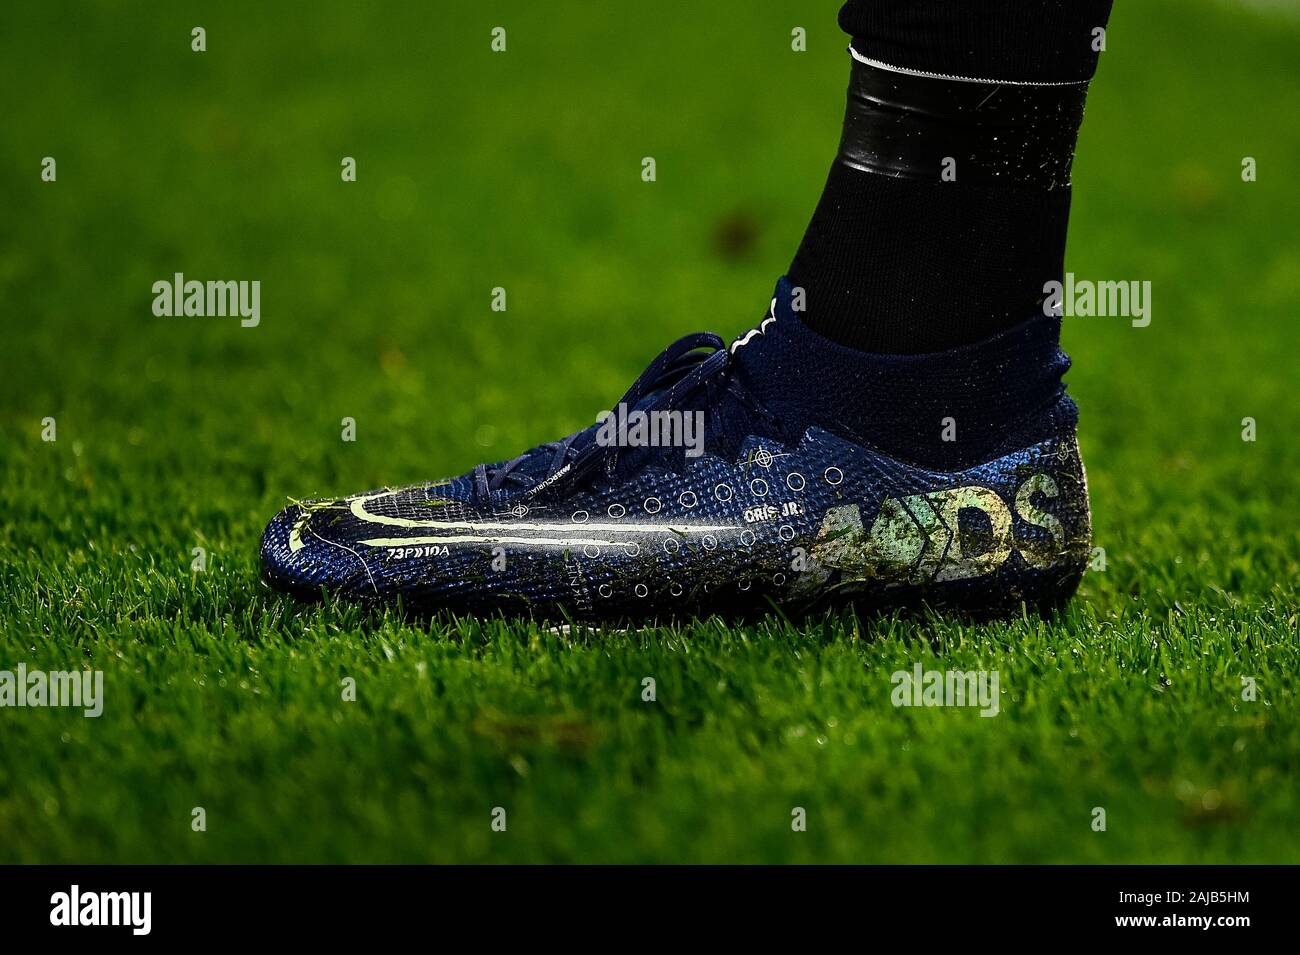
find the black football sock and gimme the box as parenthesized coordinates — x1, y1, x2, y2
(789, 0, 1113, 355)
(838, 0, 1115, 86)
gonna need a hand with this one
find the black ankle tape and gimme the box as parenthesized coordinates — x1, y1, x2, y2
(837, 46, 1089, 190)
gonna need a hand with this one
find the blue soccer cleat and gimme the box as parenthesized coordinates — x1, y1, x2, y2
(261, 280, 1091, 621)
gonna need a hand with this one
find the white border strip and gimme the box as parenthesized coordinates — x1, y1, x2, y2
(848, 45, 1089, 88)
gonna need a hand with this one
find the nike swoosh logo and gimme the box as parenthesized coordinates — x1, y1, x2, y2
(359, 534, 645, 548)
(348, 491, 737, 535)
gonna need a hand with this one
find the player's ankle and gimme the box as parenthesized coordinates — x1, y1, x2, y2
(731, 278, 1076, 471)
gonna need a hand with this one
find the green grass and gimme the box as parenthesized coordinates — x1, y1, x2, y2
(1, 0, 1297, 863)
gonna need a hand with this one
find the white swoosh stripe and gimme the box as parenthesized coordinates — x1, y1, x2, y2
(360, 535, 640, 548)
(349, 493, 735, 534)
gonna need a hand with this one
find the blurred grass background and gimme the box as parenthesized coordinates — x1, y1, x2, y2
(0, 0, 1297, 862)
